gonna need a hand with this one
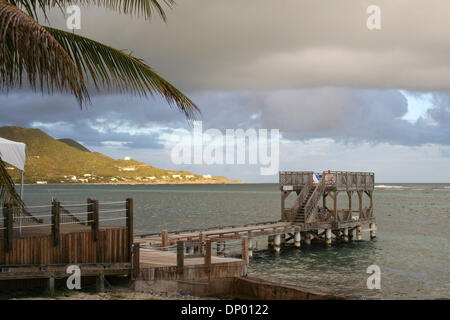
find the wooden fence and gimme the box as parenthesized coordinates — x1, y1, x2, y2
(0, 198, 134, 266)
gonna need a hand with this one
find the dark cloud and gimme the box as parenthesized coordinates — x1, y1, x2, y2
(39, 0, 450, 93)
(194, 89, 450, 146)
(0, 92, 189, 151)
(1, 88, 448, 150)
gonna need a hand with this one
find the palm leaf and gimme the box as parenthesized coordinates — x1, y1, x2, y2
(45, 26, 199, 119)
(0, 157, 24, 208)
(10, 0, 175, 21)
(0, 0, 89, 104)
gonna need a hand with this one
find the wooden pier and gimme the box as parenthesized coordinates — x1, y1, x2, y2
(136, 171, 376, 255)
(0, 198, 135, 292)
(0, 170, 376, 296)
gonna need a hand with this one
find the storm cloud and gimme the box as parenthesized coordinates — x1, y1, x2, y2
(1, 0, 450, 181)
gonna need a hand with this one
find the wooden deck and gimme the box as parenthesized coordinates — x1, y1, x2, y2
(135, 221, 295, 247)
(139, 249, 242, 268)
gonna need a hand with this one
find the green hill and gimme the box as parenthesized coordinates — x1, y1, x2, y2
(0, 126, 241, 184)
(58, 138, 91, 152)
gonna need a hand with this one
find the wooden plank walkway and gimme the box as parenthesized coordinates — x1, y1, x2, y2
(135, 221, 296, 245)
(139, 249, 241, 268)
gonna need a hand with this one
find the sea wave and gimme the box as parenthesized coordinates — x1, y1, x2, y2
(375, 185, 407, 189)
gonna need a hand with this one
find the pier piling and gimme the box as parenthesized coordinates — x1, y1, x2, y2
(343, 227, 349, 243)
(356, 226, 362, 241)
(294, 231, 301, 248)
(325, 229, 332, 246)
(370, 223, 377, 239)
(248, 239, 253, 258)
(274, 234, 281, 253)
(268, 235, 274, 250)
(305, 233, 312, 246)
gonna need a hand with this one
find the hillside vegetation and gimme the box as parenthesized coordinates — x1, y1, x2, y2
(0, 126, 241, 185)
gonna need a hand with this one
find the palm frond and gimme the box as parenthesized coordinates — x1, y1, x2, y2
(46, 26, 199, 119)
(10, 0, 175, 21)
(0, 157, 24, 208)
(0, 0, 89, 105)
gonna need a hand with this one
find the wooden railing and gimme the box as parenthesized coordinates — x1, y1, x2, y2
(1, 198, 134, 265)
(279, 171, 374, 190)
(324, 171, 374, 190)
(173, 236, 250, 269)
(279, 171, 314, 186)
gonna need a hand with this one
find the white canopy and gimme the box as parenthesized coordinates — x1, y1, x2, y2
(0, 137, 26, 171)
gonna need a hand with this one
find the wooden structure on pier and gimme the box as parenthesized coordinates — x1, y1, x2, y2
(138, 170, 376, 255)
(0, 198, 135, 290)
(279, 171, 376, 245)
(280, 171, 375, 226)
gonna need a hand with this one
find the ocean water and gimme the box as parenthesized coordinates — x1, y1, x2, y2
(20, 183, 450, 299)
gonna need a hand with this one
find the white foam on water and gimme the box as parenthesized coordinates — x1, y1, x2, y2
(375, 185, 407, 189)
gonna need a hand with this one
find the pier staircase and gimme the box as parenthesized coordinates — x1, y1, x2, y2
(294, 188, 315, 224)
(293, 180, 325, 225)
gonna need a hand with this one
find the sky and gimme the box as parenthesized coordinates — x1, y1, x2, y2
(1, 0, 450, 183)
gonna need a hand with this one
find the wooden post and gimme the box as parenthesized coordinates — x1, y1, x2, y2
(3, 201, 13, 251)
(281, 191, 289, 220)
(329, 192, 337, 221)
(305, 232, 312, 246)
(126, 198, 134, 261)
(248, 239, 253, 258)
(92, 199, 99, 241)
(347, 192, 352, 212)
(294, 229, 301, 248)
(204, 239, 212, 266)
(51, 200, 60, 246)
(357, 191, 363, 219)
(343, 227, 349, 243)
(268, 235, 274, 250)
(325, 229, 332, 246)
(96, 273, 105, 292)
(161, 230, 168, 251)
(274, 234, 281, 253)
(348, 227, 354, 240)
(241, 236, 249, 263)
(370, 223, 377, 239)
(356, 226, 362, 240)
(177, 240, 184, 269)
(199, 232, 205, 254)
(132, 243, 140, 279)
(48, 277, 55, 295)
(87, 198, 93, 226)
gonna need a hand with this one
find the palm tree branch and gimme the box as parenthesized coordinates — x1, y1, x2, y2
(45, 26, 199, 119)
(0, 157, 24, 208)
(0, 0, 89, 105)
(9, 0, 175, 21)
